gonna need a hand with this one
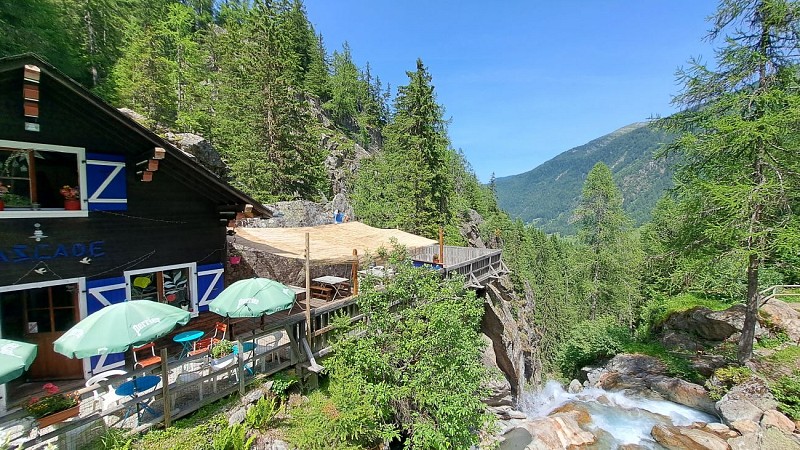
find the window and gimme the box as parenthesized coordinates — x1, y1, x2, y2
(127, 264, 197, 314)
(0, 147, 80, 209)
(0, 140, 87, 217)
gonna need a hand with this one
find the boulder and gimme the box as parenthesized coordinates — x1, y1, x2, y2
(509, 414, 595, 450)
(165, 132, 228, 177)
(729, 420, 759, 435)
(661, 306, 738, 341)
(718, 400, 765, 424)
(703, 422, 739, 439)
(650, 377, 717, 415)
(567, 379, 583, 394)
(550, 402, 592, 426)
(761, 298, 800, 343)
(717, 377, 778, 426)
(651, 424, 730, 450)
(690, 354, 728, 378)
(728, 427, 800, 450)
(489, 405, 528, 420)
(760, 409, 796, 433)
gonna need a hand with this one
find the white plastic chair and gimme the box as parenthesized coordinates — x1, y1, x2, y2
(85, 369, 128, 411)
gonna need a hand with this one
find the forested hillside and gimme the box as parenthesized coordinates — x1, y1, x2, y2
(494, 122, 675, 235)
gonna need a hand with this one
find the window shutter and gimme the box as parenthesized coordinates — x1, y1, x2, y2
(197, 263, 224, 312)
(86, 277, 127, 374)
(86, 153, 127, 211)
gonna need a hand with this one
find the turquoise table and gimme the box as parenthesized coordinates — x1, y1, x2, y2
(173, 330, 204, 359)
(115, 375, 160, 424)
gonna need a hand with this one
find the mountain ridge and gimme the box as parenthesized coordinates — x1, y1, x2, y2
(494, 122, 676, 235)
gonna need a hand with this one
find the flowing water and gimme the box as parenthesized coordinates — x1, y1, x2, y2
(505, 380, 720, 449)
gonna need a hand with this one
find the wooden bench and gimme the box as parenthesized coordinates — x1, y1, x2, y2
(310, 285, 333, 301)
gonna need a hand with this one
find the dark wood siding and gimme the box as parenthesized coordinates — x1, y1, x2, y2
(0, 67, 226, 286)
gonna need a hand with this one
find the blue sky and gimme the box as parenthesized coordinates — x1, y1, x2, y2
(303, 1, 719, 182)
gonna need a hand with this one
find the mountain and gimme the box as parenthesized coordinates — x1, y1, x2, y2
(494, 122, 676, 235)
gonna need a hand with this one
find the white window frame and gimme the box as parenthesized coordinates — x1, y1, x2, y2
(0, 140, 88, 219)
(124, 263, 199, 318)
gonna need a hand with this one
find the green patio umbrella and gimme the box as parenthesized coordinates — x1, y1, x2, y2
(209, 278, 295, 318)
(0, 339, 37, 384)
(54, 300, 191, 359)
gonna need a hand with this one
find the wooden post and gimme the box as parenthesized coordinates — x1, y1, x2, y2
(236, 341, 245, 395)
(439, 226, 444, 264)
(160, 348, 171, 428)
(351, 249, 358, 296)
(305, 233, 312, 346)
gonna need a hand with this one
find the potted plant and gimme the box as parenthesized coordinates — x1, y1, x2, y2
(210, 339, 235, 369)
(60, 185, 80, 210)
(26, 383, 81, 428)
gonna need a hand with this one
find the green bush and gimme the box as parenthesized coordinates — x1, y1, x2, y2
(244, 395, 278, 430)
(269, 371, 299, 401)
(210, 340, 234, 359)
(211, 424, 254, 450)
(772, 374, 800, 420)
(556, 316, 629, 378)
(705, 366, 753, 401)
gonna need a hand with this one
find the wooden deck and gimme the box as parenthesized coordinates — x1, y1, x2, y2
(411, 245, 508, 288)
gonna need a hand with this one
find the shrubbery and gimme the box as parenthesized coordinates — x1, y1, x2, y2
(771, 373, 800, 420)
(705, 366, 753, 401)
(556, 316, 628, 378)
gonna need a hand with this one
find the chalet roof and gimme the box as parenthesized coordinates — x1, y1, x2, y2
(235, 221, 437, 264)
(0, 53, 270, 216)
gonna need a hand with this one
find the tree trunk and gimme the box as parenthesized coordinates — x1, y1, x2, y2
(738, 253, 759, 363)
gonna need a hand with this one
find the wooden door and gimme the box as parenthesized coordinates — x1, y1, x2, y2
(24, 285, 83, 380)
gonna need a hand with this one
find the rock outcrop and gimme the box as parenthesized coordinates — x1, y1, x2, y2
(483, 277, 533, 399)
(165, 132, 228, 177)
(658, 305, 767, 352)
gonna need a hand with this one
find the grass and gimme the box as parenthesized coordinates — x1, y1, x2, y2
(623, 341, 704, 384)
(85, 389, 244, 450)
(651, 293, 731, 325)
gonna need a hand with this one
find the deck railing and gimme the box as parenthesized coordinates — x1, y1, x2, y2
(412, 245, 507, 287)
(1, 299, 362, 449)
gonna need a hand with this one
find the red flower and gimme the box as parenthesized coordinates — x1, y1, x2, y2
(42, 383, 59, 395)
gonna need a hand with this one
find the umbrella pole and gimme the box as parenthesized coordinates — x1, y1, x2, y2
(305, 233, 312, 346)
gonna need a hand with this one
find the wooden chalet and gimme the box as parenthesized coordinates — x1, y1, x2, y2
(0, 54, 269, 412)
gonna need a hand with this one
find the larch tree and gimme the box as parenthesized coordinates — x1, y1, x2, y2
(659, 0, 800, 363)
(574, 162, 642, 325)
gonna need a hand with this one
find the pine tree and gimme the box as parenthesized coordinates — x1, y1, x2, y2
(212, 0, 326, 202)
(659, 0, 800, 363)
(352, 59, 453, 238)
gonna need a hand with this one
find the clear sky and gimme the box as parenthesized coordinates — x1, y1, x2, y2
(303, 1, 719, 182)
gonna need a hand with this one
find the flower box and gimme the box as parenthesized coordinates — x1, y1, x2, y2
(36, 404, 80, 428)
